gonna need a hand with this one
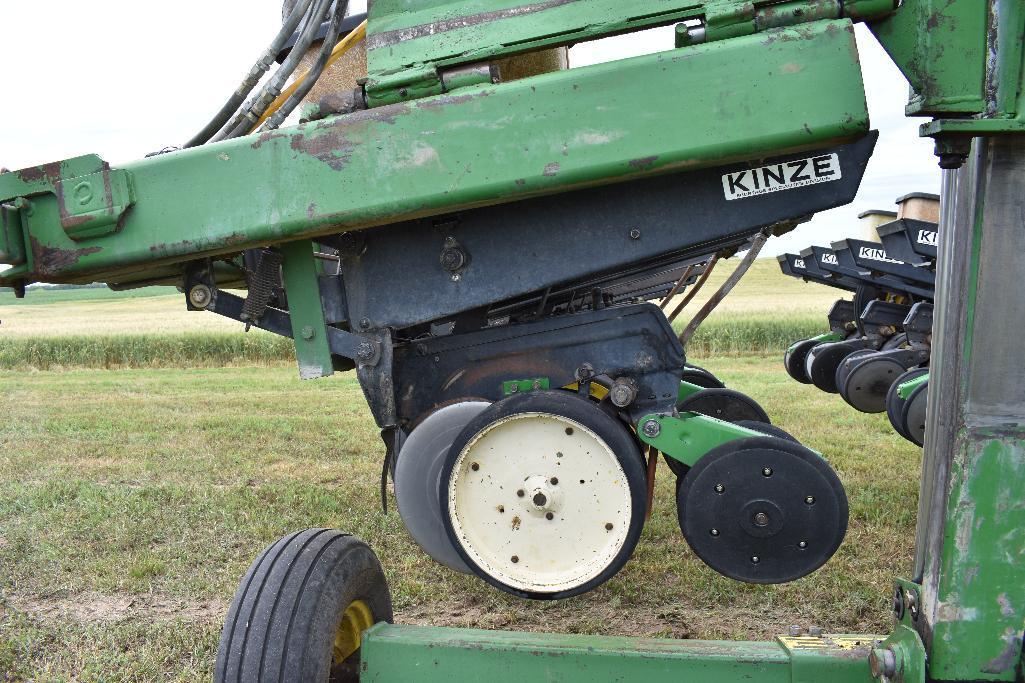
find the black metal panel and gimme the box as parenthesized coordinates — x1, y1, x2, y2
(834, 238, 936, 286)
(807, 246, 934, 300)
(860, 299, 912, 329)
(391, 303, 685, 426)
(778, 252, 859, 292)
(877, 219, 939, 264)
(341, 134, 878, 331)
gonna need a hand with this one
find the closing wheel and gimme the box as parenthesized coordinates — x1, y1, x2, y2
(806, 341, 866, 393)
(886, 367, 928, 440)
(839, 355, 907, 413)
(901, 381, 929, 447)
(215, 529, 393, 683)
(395, 402, 490, 574)
(678, 388, 770, 424)
(784, 338, 822, 384)
(681, 365, 725, 389)
(677, 436, 848, 584)
(440, 391, 646, 599)
(833, 348, 879, 393)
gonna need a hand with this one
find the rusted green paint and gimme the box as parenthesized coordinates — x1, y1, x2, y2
(0, 20, 869, 288)
(928, 431, 1025, 681)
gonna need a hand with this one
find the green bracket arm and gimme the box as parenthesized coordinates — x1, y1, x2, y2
(637, 410, 766, 469)
(280, 240, 335, 379)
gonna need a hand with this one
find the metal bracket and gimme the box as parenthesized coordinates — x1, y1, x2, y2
(55, 167, 134, 240)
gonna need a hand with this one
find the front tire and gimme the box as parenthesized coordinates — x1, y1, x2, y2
(215, 529, 393, 683)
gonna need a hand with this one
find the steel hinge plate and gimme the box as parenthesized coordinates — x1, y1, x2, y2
(56, 167, 135, 240)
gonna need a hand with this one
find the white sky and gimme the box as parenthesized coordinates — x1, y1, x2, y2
(0, 2, 938, 258)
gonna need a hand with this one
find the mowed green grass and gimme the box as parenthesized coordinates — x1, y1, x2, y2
(0, 357, 921, 681)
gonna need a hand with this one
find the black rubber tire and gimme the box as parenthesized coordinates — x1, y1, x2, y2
(440, 390, 647, 600)
(678, 388, 771, 424)
(806, 341, 868, 394)
(681, 365, 725, 389)
(901, 381, 929, 447)
(833, 349, 878, 394)
(783, 338, 822, 384)
(886, 367, 928, 441)
(215, 529, 393, 683)
(677, 436, 848, 584)
(839, 355, 907, 414)
(733, 420, 799, 443)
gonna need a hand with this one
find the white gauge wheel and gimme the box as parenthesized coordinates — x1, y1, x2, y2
(395, 402, 489, 574)
(441, 393, 645, 598)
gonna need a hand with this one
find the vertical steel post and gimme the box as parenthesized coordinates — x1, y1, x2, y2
(913, 136, 1025, 681)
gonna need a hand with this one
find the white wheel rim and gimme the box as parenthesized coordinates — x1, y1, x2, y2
(446, 412, 633, 594)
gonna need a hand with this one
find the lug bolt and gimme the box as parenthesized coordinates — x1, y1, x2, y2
(188, 284, 212, 309)
(799, 540, 807, 549)
(517, 489, 525, 497)
(754, 512, 770, 527)
(605, 523, 614, 531)
(546, 512, 554, 520)
(710, 528, 720, 537)
(511, 555, 519, 564)
(762, 467, 773, 477)
(751, 556, 760, 564)
(714, 483, 725, 494)
(550, 477, 558, 485)
(642, 419, 661, 438)
(471, 462, 480, 471)
(805, 496, 816, 505)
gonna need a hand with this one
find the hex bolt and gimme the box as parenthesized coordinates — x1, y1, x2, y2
(510, 555, 519, 564)
(471, 462, 480, 471)
(509, 384, 520, 393)
(710, 528, 720, 537)
(751, 556, 760, 564)
(498, 505, 505, 513)
(629, 228, 641, 240)
(188, 284, 212, 309)
(714, 483, 725, 494)
(605, 522, 614, 531)
(805, 495, 816, 505)
(355, 342, 375, 362)
(546, 512, 554, 520)
(762, 467, 773, 477)
(642, 419, 661, 438)
(788, 625, 803, 637)
(869, 648, 897, 679)
(532, 379, 542, 390)
(904, 588, 919, 621)
(808, 626, 823, 637)
(753, 512, 770, 527)
(301, 326, 316, 340)
(358, 318, 371, 330)
(609, 379, 638, 408)
(451, 273, 461, 282)
(798, 540, 807, 549)
(550, 477, 558, 485)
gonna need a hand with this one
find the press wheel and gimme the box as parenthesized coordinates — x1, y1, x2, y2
(440, 391, 646, 599)
(677, 436, 848, 584)
(901, 380, 929, 446)
(886, 367, 928, 441)
(806, 341, 867, 393)
(839, 355, 907, 414)
(784, 338, 821, 384)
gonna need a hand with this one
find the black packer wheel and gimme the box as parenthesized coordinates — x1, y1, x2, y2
(806, 341, 868, 394)
(839, 355, 907, 414)
(886, 367, 928, 441)
(784, 338, 822, 384)
(901, 380, 929, 447)
(677, 436, 848, 584)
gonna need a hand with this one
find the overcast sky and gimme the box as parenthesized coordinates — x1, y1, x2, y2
(1, 2, 939, 258)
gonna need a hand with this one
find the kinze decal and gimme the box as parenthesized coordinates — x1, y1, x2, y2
(820, 253, 838, 265)
(858, 246, 903, 265)
(917, 229, 938, 247)
(793, 258, 806, 269)
(722, 153, 841, 201)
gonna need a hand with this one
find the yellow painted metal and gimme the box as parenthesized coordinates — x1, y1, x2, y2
(333, 599, 375, 664)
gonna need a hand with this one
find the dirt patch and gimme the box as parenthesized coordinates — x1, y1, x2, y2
(6, 592, 228, 625)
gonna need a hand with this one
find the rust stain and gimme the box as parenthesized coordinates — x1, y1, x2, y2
(250, 131, 288, 150)
(30, 237, 101, 276)
(17, 161, 62, 185)
(148, 232, 249, 257)
(291, 129, 357, 172)
(542, 162, 560, 177)
(629, 155, 659, 170)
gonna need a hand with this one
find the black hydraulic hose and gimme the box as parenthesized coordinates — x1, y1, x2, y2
(215, 0, 333, 141)
(261, 0, 348, 131)
(183, 0, 315, 148)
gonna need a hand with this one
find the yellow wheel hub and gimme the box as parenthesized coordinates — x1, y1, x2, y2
(332, 600, 374, 665)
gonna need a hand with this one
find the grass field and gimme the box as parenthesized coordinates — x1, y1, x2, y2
(0, 356, 920, 680)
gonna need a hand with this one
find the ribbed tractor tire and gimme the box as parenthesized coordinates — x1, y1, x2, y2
(215, 529, 393, 683)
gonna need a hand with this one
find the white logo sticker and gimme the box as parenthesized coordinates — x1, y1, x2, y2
(858, 246, 903, 265)
(820, 253, 838, 265)
(722, 153, 842, 201)
(917, 229, 938, 247)
(793, 258, 805, 269)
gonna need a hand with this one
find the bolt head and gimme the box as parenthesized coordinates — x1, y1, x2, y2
(358, 318, 371, 330)
(188, 285, 212, 308)
(798, 540, 807, 549)
(751, 556, 760, 564)
(629, 228, 641, 240)
(869, 648, 897, 678)
(642, 419, 661, 438)
(300, 326, 315, 340)
(714, 483, 725, 493)
(762, 467, 773, 477)
(788, 625, 803, 637)
(356, 341, 375, 361)
(709, 528, 720, 537)
(805, 496, 816, 505)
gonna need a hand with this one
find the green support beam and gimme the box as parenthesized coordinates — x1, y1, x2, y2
(0, 19, 868, 288)
(280, 240, 334, 379)
(360, 624, 880, 683)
